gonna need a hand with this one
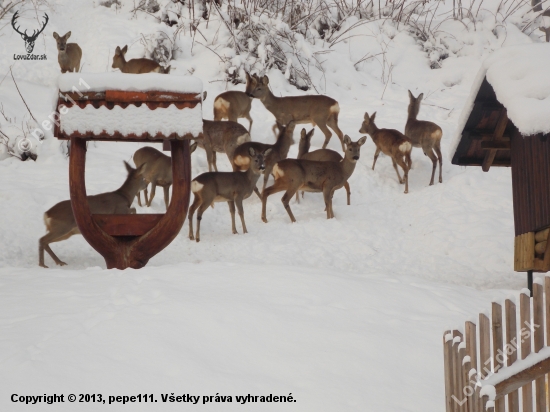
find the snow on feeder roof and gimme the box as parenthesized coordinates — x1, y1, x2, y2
(58, 72, 203, 94)
(55, 73, 203, 141)
(451, 43, 550, 159)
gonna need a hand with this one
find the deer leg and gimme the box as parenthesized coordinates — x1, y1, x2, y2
(188, 195, 201, 240)
(424, 148, 437, 186)
(391, 158, 404, 183)
(318, 122, 333, 149)
(261, 182, 287, 223)
(163, 185, 170, 210)
(143, 183, 150, 206)
(212, 151, 218, 172)
(254, 187, 262, 200)
(344, 181, 351, 205)
(228, 201, 238, 234)
(195, 202, 212, 243)
(323, 186, 334, 219)
(396, 157, 409, 194)
(147, 183, 157, 207)
(434, 142, 443, 183)
(262, 165, 274, 192)
(137, 191, 143, 207)
(246, 114, 253, 133)
(235, 197, 248, 234)
(281, 190, 298, 223)
(372, 148, 381, 170)
(39, 228, 76, 268)
(327, 115, 345, 151)
(205, 146, 215, 172)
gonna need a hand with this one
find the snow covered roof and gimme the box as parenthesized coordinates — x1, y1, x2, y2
(58, 73, 203, 94)
(451, 43, 550, 159)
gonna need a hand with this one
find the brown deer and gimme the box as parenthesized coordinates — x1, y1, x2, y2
(247, 75, 345, 150)
(296, 128, 351, 205)
(262, 135, 366, 223)
(112, 45, 170, 74)
(196, 120, 251, 172)
(38, 162, 147, 268)
(53, 31, 82, 73)
(405, 90, 443, 186)
(232, 121, 296, 194)
(213, 72, 255, 132)
(188, 147, 272, 242)
(359, 112, 412, 194)
(133, 143, 197, 209)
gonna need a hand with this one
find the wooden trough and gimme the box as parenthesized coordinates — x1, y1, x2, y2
(54, 73, 203, 269)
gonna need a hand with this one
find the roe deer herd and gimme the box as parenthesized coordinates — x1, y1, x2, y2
(39, 37, 445, 264)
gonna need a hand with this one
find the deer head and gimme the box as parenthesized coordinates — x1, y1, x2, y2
(12, 11, 49, 54)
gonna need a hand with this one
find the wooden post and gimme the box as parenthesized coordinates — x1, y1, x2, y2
(465, 321, 479, 412)
(505, 299, 519, 412)
(480, 313, 491, 412)
(520, 291, 533, 412)
(444, 331, 454, 412)
(545, 277, 550, 410)
(533, 282, 546, 412)
(492, 302, 505, 412)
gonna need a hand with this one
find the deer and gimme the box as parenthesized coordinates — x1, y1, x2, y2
(188, 147, 272, 242)
(53, 31, 82, 73)
(133, 143, 197, 209)
(261, 135, 366, 223)
(38, 162, 147, 268)
(359, 112, 412, 194)
(12, 11, 48, 54)
(247, 75, 345, 151)
(232, 121, 296, 195)
(196, 120, 251, 172)
(405, 90, 443, 186)
(295, 128, 351, 205)
(112, 45, 170, 74)
(213, 72, 255, 132)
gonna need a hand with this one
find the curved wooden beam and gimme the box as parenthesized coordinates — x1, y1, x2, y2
(69, 137, 120, 265)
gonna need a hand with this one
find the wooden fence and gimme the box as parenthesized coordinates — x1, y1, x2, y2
(444, 277, 550, 412)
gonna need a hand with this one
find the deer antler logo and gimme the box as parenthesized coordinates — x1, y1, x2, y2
(11, 11, 49, 54)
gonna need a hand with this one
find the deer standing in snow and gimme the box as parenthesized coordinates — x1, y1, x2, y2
(53, 31, 82, 73)
(247, 75, 345, 150)
(112, 45, 170, 74)
(39, 162, 147, 268)
(405, 90, 443, 186)
(359, 112, 412, 194)
(188, 147, 272, 242)
(133, 143, 197, 210)
(296, 127, 351, 205)
(197, 120, 251, 172)
(232, 121, 296, 194)
(261, 135, 366, 223)
(213, 72, 255, 132)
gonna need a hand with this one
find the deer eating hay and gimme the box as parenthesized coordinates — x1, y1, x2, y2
(39, 162, 147, 268)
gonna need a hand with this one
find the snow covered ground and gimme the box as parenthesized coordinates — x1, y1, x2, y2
(0, 0, 545, 410)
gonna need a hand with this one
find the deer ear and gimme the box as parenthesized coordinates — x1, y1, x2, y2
(418, 93, 424, 102)
(122, 45, 128, 55)
(124, 161, 134, 174)
(115, 46, 121, 55)
(358, 136, 367, 146)
(202, 91, 207, 101)
(262, 75, 269, 85)
(264, 148, 272, 156)
(53, 32, 59, 40)
(248, 147, 256, 156)
(190, 142, 198, 153)
(344, 135, 351, 146)
(408, 90, 414, 100)
(307, 128, 314, 138)
(301, 128, 306, 138)
(364, 112, 369, 120)
(371, 112, 376, 121)
(64, 31, 71, 40)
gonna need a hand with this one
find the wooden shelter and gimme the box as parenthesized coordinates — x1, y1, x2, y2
(54, 73, 203, 270)
(452, 79, 550, 276)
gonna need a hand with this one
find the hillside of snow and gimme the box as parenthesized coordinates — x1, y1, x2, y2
(0, 0, 546, 410)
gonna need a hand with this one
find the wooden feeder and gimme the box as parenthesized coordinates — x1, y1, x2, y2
(54, 73, 203, 270)
(452, 44, 550, 280)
